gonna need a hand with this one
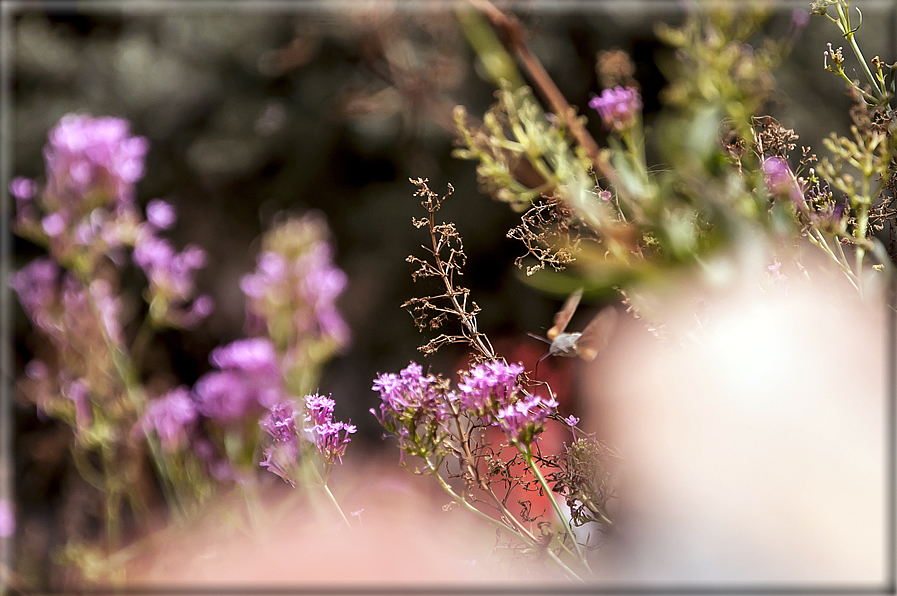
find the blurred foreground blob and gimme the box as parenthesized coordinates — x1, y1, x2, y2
(130, 460, 514, 587)
(588, 265, 889, 584)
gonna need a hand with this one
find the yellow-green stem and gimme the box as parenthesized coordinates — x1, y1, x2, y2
(522, 446, 591, 573)
(836, 2, 883, 102)
(855, 204, 869, 296)
(426, 457, 583, 582)
(309, 462, 351, 528)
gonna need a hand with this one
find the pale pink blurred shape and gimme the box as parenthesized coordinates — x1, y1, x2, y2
(586, 264, 887, 584)
(129, 463, 533, 587)
(0, 499, 14, 537)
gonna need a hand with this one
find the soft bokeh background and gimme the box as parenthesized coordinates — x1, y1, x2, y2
(7, 0, 894, 588)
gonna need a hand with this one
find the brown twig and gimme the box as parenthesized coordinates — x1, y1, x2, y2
(468, 0, 610, 179)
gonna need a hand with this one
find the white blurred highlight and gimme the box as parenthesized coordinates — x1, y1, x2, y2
(587, 270, 890, 584)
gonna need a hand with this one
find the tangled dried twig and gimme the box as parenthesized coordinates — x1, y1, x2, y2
(403, 178, 495, 359)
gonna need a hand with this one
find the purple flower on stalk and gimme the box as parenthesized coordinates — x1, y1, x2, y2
(589, 86, 642, 132)
(261, 400, 300, 446)
(305, 393, 355, 465)
(761, 157, 804, 204)
(371, 361, 446, 424)
(9, 177, 37, 201)
(133, 236, 206, 301)
(43, 114, 149, 208)
(240, 252, 286, 299)
(9, 259, 59, 333)
(240, 214, 350, 351)
(210, 337, 280, 376)
(139, 387, 198, 451)
(309, 421, 356, 465)
(304, 393, 336, 427)
(146, 199, 176, 230)
(495, 394, 559, 446)
(194, 338, 284, 422)
(133, 232, 211, 326)
(370, 362, 453, 461)
(0, 499, 14, 538)
(62, 378, 92, 430)
(260, 400, 302, 485)
(564, 415, 580, 427)
(196, 374, 264, 422)
(300, 243, 350, 346)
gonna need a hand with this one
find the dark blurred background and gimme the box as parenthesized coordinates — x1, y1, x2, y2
(7, 0, 894, 582)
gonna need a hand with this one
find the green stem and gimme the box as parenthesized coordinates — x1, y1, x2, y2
(80, 276, 182, 516)
(522, 445, 591, 573)
(100, 448, 121, 552)
(425, 457, 583, 582)
(854, 203, 869, 296)
(807, 229, 859, 290)
(309, 463, 351, 528)
(322, 482, 350, 528)
(129, 317, 156, 370)
(835, 2, 884, 102)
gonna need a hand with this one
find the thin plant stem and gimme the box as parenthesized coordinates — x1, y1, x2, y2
(80, 276, 183, 517)
(308, 461, 351, 528)
(424, 456, 583, 582)
(808, 229, 860, 290)
(322, 482, 350, 528)
(522, 445, 591, 573)
(423, 199, 495, 359)
(834, 2, 884, 102)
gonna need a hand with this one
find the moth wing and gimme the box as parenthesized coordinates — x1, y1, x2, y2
(574, 306, 618, 361)
(547, 287, 583, 341)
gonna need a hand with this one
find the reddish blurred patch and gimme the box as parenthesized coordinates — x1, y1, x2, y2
(452, 337, 581, 528)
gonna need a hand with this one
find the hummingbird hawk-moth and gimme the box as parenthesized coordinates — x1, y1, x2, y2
(529, 288, 617, 364)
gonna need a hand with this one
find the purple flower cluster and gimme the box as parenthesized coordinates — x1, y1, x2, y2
(8, 259, 60, 334)
(372, 359, 559, 450)
(371, 362, 452, 458)
(495, 394, 559, 446)
(9, 259, 129, 433)
(259, 395, 355, 485)
(10, 114, 212, 329)
(10, 260, 122, 360)
(43, 114, 149, 208)
(194, 338, 284, 423)
(589, 86, 642, 132)
(458, 361, 557, 445)
(11, 115, 150, 262)
(304, 394, 356, 465)
(457, 360, 524, 417)
(138, 387, 198, 451)
(260, 401, 301, 486)
(240, 213, 349, 356)
(761, 157, 805, 204)
(371, 362, 450, 425)
(133, 223, 214, 328)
